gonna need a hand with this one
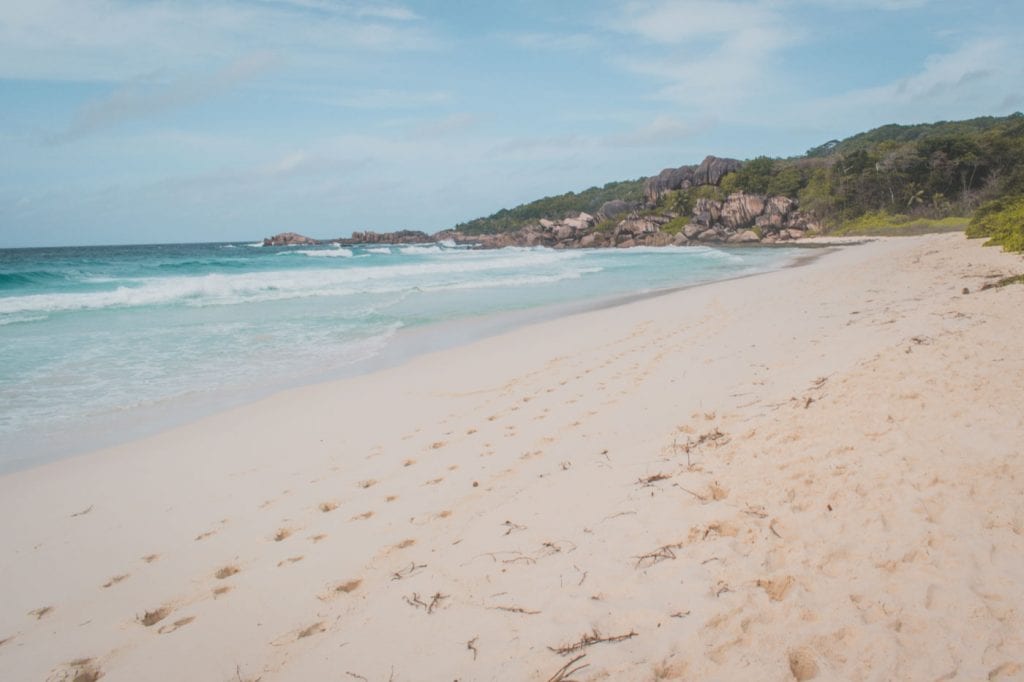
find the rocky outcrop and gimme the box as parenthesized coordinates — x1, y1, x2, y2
(598, 199, 633, 220)
(440, 195, 819, 250)
(693, 156, 742, 187)
(339, 230, 433, 245)
(263, 155, 819, 251)
(263, 232, 320, 246)
(680, 192, 819, 244)
(643, 155, 741, 203)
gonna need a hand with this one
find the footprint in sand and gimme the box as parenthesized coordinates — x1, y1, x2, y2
(138, 606, 172, 627)
(787, 648, 819, 680)
(757, 576, 795, 602)
(318, 501, 338, 513)
(359, 479, 378, 489)
(141, 554, 160, 564)
(319, 578, 362, 601)
(157, 616, 195, 635)
(29, 606, 53, 620)
(351, 511, 375, 521)
(52, 657, 102, 682)
(102, 574, 130, 589)
(309, 534, 327, 543)
(194, 530, 217, 541)
(213, 586, 232, 597)
(273, 528, 293, 542)
(214, 565, 240, 579)
(296, 622, 326, 639)
(277, 556, 304, 567)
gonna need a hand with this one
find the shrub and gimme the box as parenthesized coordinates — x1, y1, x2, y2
(967, 195, 1024, 252)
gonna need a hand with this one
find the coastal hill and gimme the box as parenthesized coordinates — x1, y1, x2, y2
(265, 112, 1024, 252)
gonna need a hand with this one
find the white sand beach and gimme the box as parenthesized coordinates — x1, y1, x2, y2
(1, 233, 1022, 681)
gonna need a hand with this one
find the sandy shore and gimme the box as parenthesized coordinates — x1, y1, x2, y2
(1, 233, 1022, 681)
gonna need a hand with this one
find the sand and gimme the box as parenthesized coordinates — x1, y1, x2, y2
(0, 233, 1022, 681)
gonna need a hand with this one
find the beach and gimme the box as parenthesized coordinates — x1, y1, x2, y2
(1, 232, 1022, 680)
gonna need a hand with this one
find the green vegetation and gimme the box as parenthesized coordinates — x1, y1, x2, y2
(829, 211, 969, 236)
(454, 178, 646, 235)
(749, 112, 1024, 250)
(660, 215, 689, 235)
(805, 115, 1019, 157)
(966, 195, 1024, 252)
(456, 113, 1024, 252)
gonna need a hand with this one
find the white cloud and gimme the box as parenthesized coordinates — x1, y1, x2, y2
(0, 0, 435, 82)
(607, 1, 800, 109)
(405, 113, 480, 139)
(329, 89, 452, 109)
(809, 39, 1024, 122)
(50, 53, 276, 143)
(805, 0, 931, 9)
(613, 0, 783, 44)
(608, 114, 717, 146)
(507, 32, 597, 51)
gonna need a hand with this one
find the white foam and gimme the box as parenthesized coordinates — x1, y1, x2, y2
(399, 245, 442, 255)
(298, 247, 354, 258)
(366, 247, 391, 254)
(0, 249, 591, 316)
(246, 242, 264, 248)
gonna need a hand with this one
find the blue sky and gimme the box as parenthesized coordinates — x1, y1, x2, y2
(1, 0, 1022, 247)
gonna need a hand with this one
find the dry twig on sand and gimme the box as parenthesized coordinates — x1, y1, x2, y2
(404, 592, 449, 613)
(635, 542, 684, 568)
(637, 473, 672, 486)
(549, 628, 638, 656)
(546, 654, 589, 682)
(488, 605, 541, 615)
(391, 562, 427, 581)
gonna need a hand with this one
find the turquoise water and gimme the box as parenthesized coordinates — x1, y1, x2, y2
(0, 240, 799, 470)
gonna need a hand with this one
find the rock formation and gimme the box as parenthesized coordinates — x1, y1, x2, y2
(680, 192, 818, 244)
(338, 230, 433, 246)
(643, 155, 741, 203)
(262, 232, 320, 246)
(440, 192, 819, 249)
(262, 154, 821, 251)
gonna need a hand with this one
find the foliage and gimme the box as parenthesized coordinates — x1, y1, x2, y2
(733, 156, 774, 194)
(454, 178, 646, 235)
(660, 215, 689, 235)
(455, 113, 1024, 241)
(806, 113, 1022, 156)
(829, 211, 968, 236)
(966, 195, 1024, 252)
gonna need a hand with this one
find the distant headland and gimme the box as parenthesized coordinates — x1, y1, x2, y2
(267, 113, 1024, 253)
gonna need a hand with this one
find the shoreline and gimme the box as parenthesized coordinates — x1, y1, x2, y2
(0, 243, 821, 475)
(1, 233, 1021, 680)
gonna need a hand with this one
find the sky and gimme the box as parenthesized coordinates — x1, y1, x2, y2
(1, 0, 1022, 247)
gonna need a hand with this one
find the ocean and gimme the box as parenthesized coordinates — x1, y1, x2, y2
(0, 240, 801, 471)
